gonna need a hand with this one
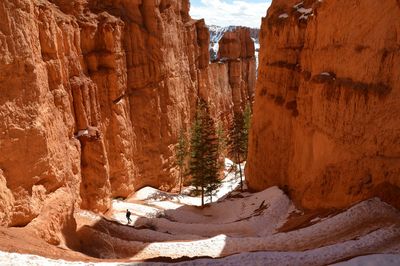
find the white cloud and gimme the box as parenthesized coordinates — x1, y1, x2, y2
(189, 0, 271, 28)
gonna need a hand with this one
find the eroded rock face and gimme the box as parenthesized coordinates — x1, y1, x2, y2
(0, 0, 256, 237)
(247, 0, 400, 210)
(26, 187, 78, 247)
(0, 170, 14, 226)
(218, 28, 256, 112)
(0, 0, 83, 227)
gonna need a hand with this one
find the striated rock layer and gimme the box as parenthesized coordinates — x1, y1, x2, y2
(247, 0, 400, 210)
(217, 28, 256, 112)
(0, 0, 256, 239)
(199, 26, 256, 125)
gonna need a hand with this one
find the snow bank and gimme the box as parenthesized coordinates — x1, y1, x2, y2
(0, 251, 118, 266)
(110, 198, 400, 260)
(127, 225, 400, 261)
(105, 187, 292, 239)
(133, 187, 293, 238)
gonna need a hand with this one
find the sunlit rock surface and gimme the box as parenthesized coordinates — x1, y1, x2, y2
(0, 0, 255, 235)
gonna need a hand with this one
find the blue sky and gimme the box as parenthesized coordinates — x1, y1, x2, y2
(189, 0, 272, 28)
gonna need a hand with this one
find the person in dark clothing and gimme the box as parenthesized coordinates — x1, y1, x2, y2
(126, 209, 132, 224)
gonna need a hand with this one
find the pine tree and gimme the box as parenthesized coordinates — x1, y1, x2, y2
(228, 112, 245, 190)
(189, 109, 204, 189)
(228, 105, 252, 191)
(216, 120, 227, 170)
(216, 122, 227, 155)
(203, 111, 220, 204)
(189, 101, 221, 206)
(175, 128, 187, 194)
(241, 104, 252, 160)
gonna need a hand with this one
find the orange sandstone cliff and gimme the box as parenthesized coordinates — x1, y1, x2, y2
(247, 0, 400, 210)
(198, 26, 256, 125)
(218, 28, 256, 112)
(0, 0, 255, 242)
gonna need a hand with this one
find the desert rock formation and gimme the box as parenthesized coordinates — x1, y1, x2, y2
(218, 28, 256, 112)
(0, 0, 255, 239)
(199, 26, 256, 125)
(247, 0, 400, 210)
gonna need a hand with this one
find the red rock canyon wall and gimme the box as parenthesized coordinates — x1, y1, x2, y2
(247, 0, 400, 210)
(0, 0, 256, 240)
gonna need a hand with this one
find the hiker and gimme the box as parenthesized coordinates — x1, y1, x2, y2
(126, 209, 132, 224)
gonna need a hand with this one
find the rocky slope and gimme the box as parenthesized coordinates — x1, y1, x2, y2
(0, 0, 255, 242)
(246, 0, 400, 210)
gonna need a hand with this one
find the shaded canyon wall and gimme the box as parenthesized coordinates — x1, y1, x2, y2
(247, 0, 400, 210)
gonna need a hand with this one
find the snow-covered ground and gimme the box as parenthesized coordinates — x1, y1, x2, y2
(2, 251, 400, 266)
(129, 159, 244, 206)
(1, 158, 399, 265)
(87, 197, 399, 262)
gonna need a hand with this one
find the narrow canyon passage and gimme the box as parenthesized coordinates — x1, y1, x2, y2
(1, 161, 399, 265)
(0, 0, 399, 265)
(72, 163, 400, 264)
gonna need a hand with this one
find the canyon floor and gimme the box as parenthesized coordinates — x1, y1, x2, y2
(0, 160, 400, 266)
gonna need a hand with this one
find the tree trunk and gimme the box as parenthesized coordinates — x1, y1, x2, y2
(179, 168, 183, 194)
(237, 154, 243, 191)
(201, 186, 204, 207)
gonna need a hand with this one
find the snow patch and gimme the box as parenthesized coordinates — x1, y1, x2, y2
(293, 2, 313, 20)
(310, 217, 321, 223)
(320, 72, 331, 76)
(76, 129, 89, 138)
(293, 2, 304, 9)
(279, 13, 289, 19)
(297, 7, 313, 14)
